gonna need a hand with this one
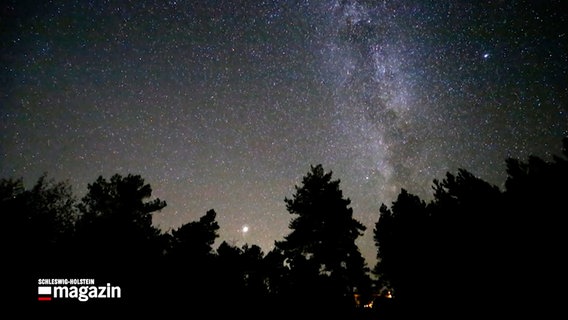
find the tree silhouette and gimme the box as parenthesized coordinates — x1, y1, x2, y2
(1, 175, 77, 265)
(215, 242, 269, 311)
(233, 243, 267, 298)
(501, 137, 568, 316)
(162, 209, 220, 310)
(373, 189, 429, 305)
(169, 209, 219, 260)
(375, 173, 505, 317)
(373, 138, 568, 318)
(74, 174, 167, 276)
(276, 164, 370, 314)
(1, 175, 78, 307)
(430, 169, 504, 316)
(261, 246, 290, 297)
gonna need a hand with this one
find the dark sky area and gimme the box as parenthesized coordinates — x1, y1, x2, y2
(1, 0, 567, 266)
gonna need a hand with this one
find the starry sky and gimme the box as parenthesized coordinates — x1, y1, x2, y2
(2, 0, 567, 267)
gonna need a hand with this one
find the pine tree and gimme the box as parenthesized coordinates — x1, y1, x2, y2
(276, 164, 370, 310)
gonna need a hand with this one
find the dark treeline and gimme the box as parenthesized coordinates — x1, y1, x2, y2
(374, 138, 568, 318)
(3, 138, 567, 318)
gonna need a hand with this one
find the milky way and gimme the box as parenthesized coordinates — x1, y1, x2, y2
(2, 0, 567, 266)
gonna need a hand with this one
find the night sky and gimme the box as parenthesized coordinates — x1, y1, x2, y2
(2, 0, 567, 267)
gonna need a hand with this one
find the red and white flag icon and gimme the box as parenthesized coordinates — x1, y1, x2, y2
(38, 286, 52, 301)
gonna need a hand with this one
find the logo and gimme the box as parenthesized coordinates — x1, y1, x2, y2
(37, 279, 121, 302)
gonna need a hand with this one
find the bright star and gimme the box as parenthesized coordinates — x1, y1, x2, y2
(242, 225, 249, 233)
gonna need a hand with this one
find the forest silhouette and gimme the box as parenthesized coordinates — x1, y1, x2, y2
(3, 137, 567, 318)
